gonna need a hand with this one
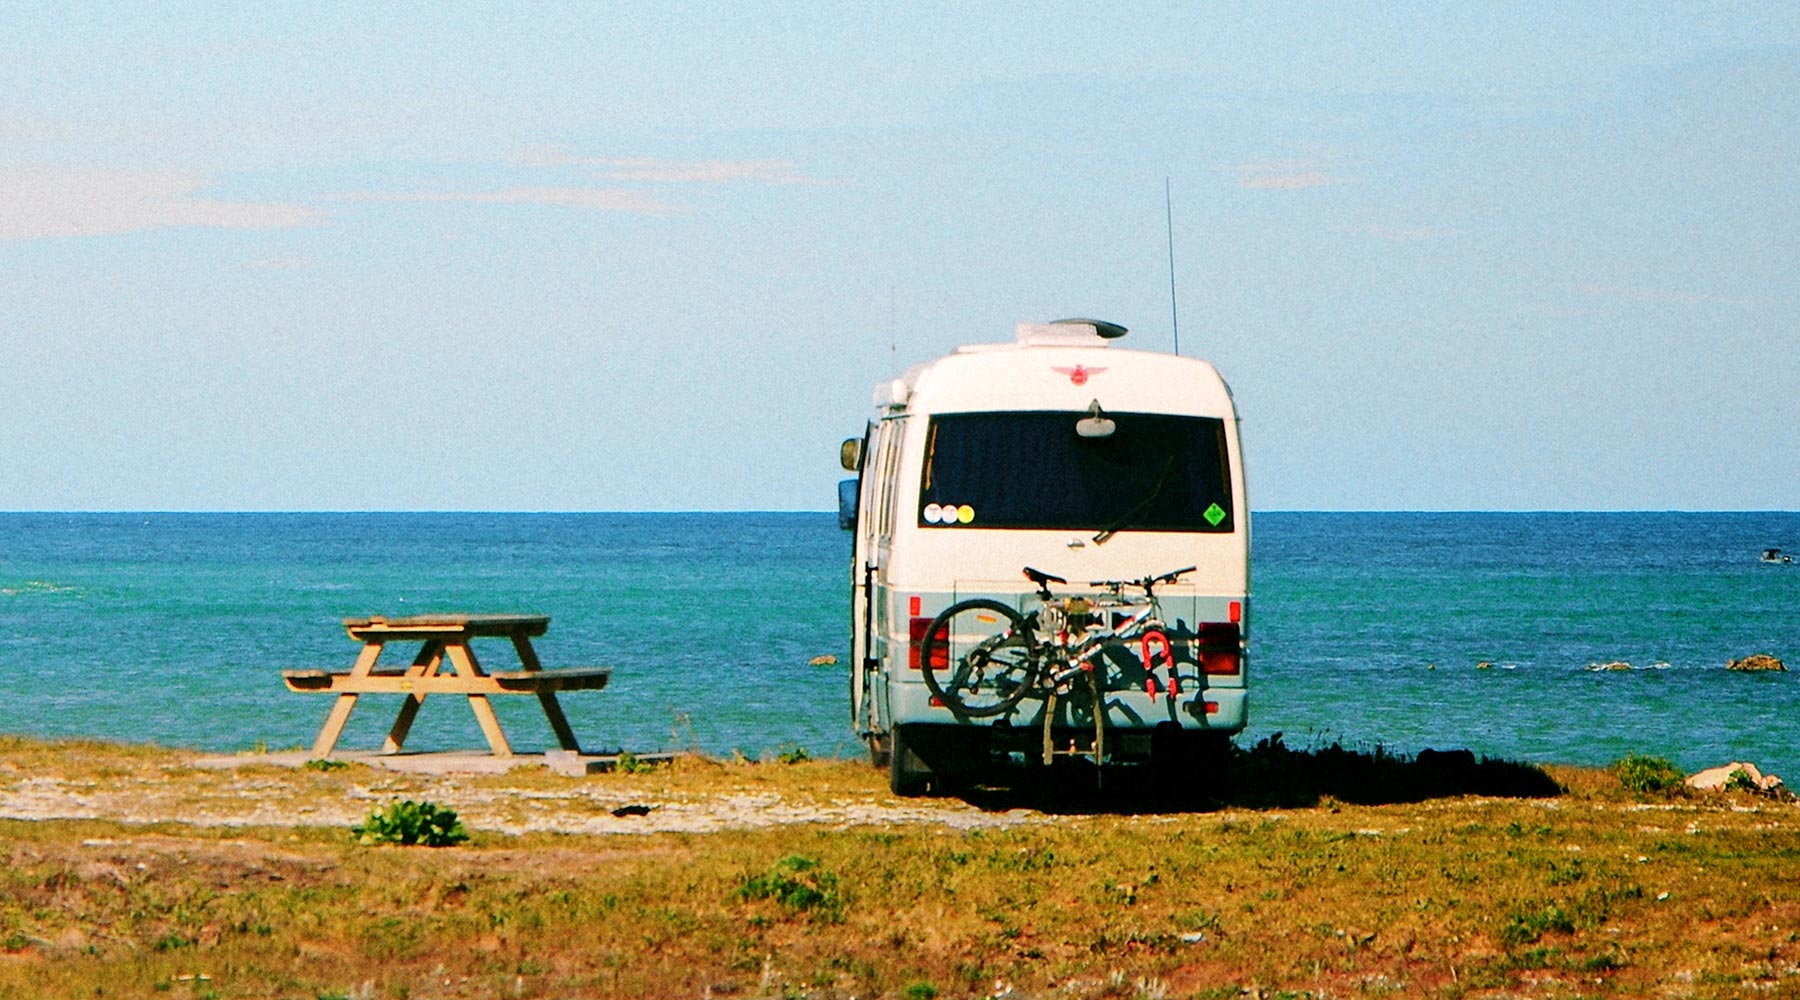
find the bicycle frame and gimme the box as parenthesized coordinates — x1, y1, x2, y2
(1040, 598, 1160, 684)
(1008, 567, 1196, 776)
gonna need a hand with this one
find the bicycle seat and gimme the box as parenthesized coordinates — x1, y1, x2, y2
(1022, 566, 1067, 588)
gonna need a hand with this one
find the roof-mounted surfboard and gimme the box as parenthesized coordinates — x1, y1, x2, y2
(1051, 317, 1128, 338)
(1013, 318, 1130, 348)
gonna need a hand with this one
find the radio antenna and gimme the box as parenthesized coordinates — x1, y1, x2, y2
(1165, 176, 1181, 356)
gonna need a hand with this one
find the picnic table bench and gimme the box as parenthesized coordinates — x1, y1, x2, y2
(281, 613, 609, 759)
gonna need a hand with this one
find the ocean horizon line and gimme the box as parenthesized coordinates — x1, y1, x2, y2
(1, 507, 1796, 517)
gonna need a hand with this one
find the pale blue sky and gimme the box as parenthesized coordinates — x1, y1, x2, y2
(1, 3, 1794, 510)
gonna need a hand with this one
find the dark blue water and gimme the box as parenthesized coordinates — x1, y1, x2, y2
(2, 512, 1796, 778)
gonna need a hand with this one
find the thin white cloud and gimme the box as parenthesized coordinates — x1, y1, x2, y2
(518, 150, 837, 186)
(0, 167, 320, 240)
(1338, 223, 1457, 242)
(332, 186, 683, 214)
(1235, 159, 1351, 190)
(241, 255, 321, 270)
(1576, 283, 1759, 307)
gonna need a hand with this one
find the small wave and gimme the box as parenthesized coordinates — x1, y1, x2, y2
(1585, 660, 1673, 672)
(0, 581, 82, 598)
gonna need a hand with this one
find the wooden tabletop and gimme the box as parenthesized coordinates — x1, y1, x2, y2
(342, 614, 550, 642)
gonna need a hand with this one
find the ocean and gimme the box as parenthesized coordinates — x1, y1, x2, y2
(2, 512, 1796, 780)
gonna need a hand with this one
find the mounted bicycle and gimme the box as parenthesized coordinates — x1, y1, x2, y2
(917, 565, 1199, 773)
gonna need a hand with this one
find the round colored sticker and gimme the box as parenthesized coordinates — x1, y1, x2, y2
(923, 503, 943, 524)
(957, 505, 975, 524)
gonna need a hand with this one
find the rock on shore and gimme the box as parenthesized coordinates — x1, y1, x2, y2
(1687, 761, 1787, 795)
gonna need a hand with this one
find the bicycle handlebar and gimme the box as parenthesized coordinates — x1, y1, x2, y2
(1020, 565, 1196, 597)
(1151, 565, 1198, 586)
(1087, 565, 1197, 593)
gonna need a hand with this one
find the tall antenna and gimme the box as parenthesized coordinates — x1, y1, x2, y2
(1165, 176, 1181, 356)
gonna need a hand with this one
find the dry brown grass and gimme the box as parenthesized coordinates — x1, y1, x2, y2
(2, 736, 1798, 999)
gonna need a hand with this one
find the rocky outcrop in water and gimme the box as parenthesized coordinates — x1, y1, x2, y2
(1726, 653, 1786, 672)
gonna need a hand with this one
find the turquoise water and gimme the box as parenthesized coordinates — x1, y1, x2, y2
(2, 512, 1797, 777)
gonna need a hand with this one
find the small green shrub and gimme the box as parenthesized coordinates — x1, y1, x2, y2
(735, 855, 842, 919)
(900, 983, 938, 1000)
(352, 800, 468, 847)
(1582, 953, 1624, 972)
(776, 746, 810, 764)
(152, 933, 194, 952)
(1725, 768, 1760, 793)
(304, 759, 348, 772)
(1499, 903, 1574, 947)
(1612, 754, 1684, 796)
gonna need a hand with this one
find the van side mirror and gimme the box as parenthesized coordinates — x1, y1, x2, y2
(837, 479, 859, 530)
(840, 438, 864, 471)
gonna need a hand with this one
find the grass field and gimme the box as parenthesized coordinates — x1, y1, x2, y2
(1, 736, 1797, 999)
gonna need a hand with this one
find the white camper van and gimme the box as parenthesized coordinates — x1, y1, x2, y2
(838, 319, 1250, 795)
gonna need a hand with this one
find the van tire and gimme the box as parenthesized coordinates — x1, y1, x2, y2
(888, 725, 929, 797)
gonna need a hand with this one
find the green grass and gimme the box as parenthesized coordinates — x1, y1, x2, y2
(0, 737, 1796, 998)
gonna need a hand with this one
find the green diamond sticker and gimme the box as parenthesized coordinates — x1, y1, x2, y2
(1203, 503, 1227, 526)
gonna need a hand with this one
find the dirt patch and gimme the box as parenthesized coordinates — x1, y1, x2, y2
(0, 750, 1033, 837)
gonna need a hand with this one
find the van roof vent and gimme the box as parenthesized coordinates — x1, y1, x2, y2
(1015, 318, 1128, 347)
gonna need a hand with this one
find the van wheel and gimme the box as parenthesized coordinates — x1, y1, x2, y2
(888, 725, 929, 797)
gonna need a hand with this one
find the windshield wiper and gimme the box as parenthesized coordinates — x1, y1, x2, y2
(1091, 455, 1175, 545)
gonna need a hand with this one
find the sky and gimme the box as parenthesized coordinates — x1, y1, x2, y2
(1, 2, 1795, 511)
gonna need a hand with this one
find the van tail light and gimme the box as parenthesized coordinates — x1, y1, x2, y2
(908, 617, 947, 671)
(1195, 622, 1242, 676)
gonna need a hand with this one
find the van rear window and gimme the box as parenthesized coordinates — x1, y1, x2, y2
(917, 410, 1235, 533)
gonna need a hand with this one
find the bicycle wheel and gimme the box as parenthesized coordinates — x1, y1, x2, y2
(918, 599, 1040, 717)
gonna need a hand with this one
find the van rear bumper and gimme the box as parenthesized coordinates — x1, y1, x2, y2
(885, 683, 1246, 733)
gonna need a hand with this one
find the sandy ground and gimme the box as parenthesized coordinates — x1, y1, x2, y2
(0, 752, 1038, 837)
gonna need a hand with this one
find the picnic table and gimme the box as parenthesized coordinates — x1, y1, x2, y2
(281, 614, 609, 759)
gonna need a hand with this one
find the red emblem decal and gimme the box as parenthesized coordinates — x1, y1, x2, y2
(1052, 365, 1106, 386)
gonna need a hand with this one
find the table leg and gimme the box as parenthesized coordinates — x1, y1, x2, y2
(447, 643, 513, 756)
(382, 640, 443, 754)
(512, 635, 582, 753)
(537, 693, 581, 753)
(311, 640, 385, 759)
(311, 696, 358, 759)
